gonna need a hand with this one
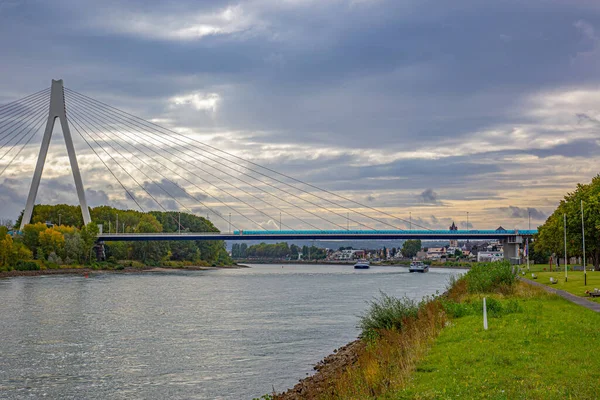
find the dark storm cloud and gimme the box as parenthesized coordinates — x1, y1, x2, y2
(417, 189, 440, 205)
(499, 206, 547, 221)
(143, 178, 195, 200)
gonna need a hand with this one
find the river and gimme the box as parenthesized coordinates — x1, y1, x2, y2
(0, 264, 460, 399)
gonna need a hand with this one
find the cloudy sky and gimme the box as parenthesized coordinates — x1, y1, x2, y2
(0, 0, 599, 232)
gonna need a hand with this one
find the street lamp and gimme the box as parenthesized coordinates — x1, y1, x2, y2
(58, 213, 62, 226)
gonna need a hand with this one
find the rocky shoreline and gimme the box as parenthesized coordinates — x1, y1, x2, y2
(274, 340, 364, 399)
(0, 265, 245, 279)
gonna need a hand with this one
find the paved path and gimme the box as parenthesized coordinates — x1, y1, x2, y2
(521, 278, 600, 313)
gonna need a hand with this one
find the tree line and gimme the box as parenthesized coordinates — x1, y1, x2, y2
(0, 204, 231, 271)
(231, 242, 327, 260)
(535, 174, 600, 268)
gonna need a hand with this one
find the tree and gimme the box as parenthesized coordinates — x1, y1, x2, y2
(536, 175, 600, 269)
(401, 239, 422, 259)
(80, 222, 100, 263)
(39, 228, 65, 259)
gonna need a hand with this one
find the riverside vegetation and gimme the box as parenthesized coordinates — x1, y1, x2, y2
(0, 204, 232, 273)
(272, 260, 600, 399)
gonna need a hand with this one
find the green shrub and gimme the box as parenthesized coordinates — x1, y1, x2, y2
(465, 261, 517, 293)
(14, 260, 41, 271)
(442, 297, 523, 319)
(359, 292, 419, 336)
(441, 299, 473, 318)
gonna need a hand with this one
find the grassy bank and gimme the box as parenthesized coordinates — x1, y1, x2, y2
(530, 270, 600, 303)
(276, 261, 600, 399)
(397, 283, 600, 399)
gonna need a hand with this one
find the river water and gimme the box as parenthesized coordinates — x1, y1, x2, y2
(0, 264, 459, 399)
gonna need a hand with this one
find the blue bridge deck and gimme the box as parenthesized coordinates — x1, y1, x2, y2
(97, 229, 537, 242)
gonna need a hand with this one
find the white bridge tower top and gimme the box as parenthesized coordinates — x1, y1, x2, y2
(20, 79, 91, 230)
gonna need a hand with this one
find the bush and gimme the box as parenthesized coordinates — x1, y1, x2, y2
(359, 292, 419, 336)
(465, 261, 517, 293)
(441, 297, 523, 319)
(14, 260, 41, 271)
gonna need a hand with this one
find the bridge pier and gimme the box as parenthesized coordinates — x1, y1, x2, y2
(95, 242, 106, 262)
(502, 236, 522, 264)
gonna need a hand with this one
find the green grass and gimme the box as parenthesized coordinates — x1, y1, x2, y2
(394, 286, 600, 400)
(531, 270, 600, 303)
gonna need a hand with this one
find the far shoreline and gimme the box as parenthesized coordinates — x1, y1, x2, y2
(0, 265, 247, 280)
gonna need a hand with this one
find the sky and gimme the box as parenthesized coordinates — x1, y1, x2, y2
(0, 0, 599, 232)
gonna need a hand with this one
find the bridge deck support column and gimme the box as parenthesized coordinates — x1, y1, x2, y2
(502, 236, 522, 265)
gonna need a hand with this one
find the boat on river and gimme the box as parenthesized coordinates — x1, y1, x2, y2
(354, 259, 370, 269)
(409, 261, 429, 273)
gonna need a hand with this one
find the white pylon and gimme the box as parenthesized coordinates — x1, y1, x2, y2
(20, 79, 91, 230)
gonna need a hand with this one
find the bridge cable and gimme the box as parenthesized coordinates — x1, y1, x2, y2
(66, 91, 371, 231)
(0, 92, 52, 143)
(0, 114, 47, 178)
(0, 88, 50, 119)
(0, 106, 49, 162)
(0, 90, 50, 130)
(64, 88, 418, 230)
(67, 102, 296, 231)
(67, 100, 306, 231)
(68, 118, 146, 213)
(69, 115, 182, 219)
(69, 114, 223, 231)
(67, 100, 336, 231)
(65, 110, 226, 232)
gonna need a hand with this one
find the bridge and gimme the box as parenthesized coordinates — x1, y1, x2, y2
(99, 229, 537, 242)
(0, 79, 537, 261)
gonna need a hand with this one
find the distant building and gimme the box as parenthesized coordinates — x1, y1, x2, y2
(477, 251, 504, 262)
(427, 247, 446, 260)
(449, 221, 458, 247)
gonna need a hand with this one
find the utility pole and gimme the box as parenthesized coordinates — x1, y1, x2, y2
(409, 212, 412, 230)
(581, 200, 586, 286)
(58, 213, 62, 226)
(178, 212, 181, 234)
(116, 214, 119, 234)
(527, 210, 530, 271)
(109, 220, 111, 234)
(564, 213, 568, 282)
(229, 213, 232, 233)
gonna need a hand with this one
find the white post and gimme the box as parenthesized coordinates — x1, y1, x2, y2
(20, 79, 91, 230)
(109, 220, 111, 234)
(116, 214, 119, 234)
(178, 212, 181, 234)
(483, 297, 488, 330)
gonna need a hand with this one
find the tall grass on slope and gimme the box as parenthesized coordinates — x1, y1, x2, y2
(463, 260, 517, 294)
(359, 292, 420, 337)
(329, 298, 446, 399)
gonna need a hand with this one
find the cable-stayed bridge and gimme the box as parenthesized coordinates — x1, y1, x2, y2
(0, 79, 537, 260)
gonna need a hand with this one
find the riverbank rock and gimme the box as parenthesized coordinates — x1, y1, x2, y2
(275, 340, 364, 399)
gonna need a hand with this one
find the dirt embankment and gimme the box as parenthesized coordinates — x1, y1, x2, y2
(274, 340, 364, 400)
